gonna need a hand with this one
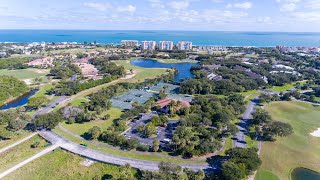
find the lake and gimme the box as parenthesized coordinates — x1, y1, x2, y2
(0, 89, 38, 110)
(291, 168, 320, 180)
(130, 59, 198, 82)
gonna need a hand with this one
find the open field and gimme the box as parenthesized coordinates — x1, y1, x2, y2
(267, 81, 308, 93)
(256, 101, 320, 180)
(61, 107, 122, 136)
(115, 60, 168, 83)
(0, 135, 47, 173)
(4, 148, 138, 180)
(70, 98, 89, 106)
(32, 83, 54, 98)
(0, 68, 49, 81)
(0, 131, 31, 149)
(53, 127, 206, 164)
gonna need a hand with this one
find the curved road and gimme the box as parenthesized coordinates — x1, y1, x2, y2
(39, 130, 213, 171)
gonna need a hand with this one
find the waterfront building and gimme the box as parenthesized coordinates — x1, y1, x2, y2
(177, 41, 193, 51)
(141, 41, 156, 50)
(121, 40, 138, 47)
(158, 41, 174, 50)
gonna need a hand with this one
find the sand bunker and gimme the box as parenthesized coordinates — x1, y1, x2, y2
(23, 79, 33, 85)
(310, 128, 320, 137)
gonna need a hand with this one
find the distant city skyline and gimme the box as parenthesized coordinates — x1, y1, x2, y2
(1, 0, 320, 32)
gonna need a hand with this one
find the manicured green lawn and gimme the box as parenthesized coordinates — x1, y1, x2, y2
(60, 107, 123, 136)
(115, 60, 168, 83)
(70, 98, 89, 106)
(256, 101, 320, 180)
(221, 136, 233, 156)
(32, 83, 53, 98)
(0, 68, 49, 80)
(0, 135, 48, 173)
(255, 170, 280, 180)
(267, 81, 307, 93)
(4, 148, 138, 180)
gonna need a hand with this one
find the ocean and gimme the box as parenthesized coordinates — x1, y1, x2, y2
(0, 30, 320, 47)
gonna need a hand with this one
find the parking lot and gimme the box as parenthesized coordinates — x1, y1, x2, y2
(124, 113, 179, 147)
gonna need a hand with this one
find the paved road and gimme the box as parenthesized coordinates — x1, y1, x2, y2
(0, 132, 38, 154)
(0, 144, 59, 179)
(32, 96, 68, 118)
(39, 130, 212, 171)
(233, 97, 259, 148)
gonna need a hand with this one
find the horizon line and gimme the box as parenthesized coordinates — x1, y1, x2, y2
(0, 29, 320, 33)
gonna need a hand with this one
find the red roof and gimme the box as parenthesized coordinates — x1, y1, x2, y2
(156, 98, 190, 110)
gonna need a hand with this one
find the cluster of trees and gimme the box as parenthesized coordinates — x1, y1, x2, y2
(0, 109, 30, 139)
(136, 116, 168, 138)
(267, 73, 301, 86)
(180, 76, 264, 95)
(251, 109, 293, 141)
(50, 63, 81, 79)
(167, 94, 245, 158)
(50, 76, 117, 96)
(221, 148, 261, 180)
(140, 162, 205, 180)
(27, 96, 49, 110)
(0, 57, 29, 69)
(91, 58, 125, 77)
(32, 112, 65, 129)
(0, 75, 29, 105)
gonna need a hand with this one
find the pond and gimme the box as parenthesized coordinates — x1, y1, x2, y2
(130, 59, 198, 82)
(291, 168, 320, 180)
(0, 89, 38, 110)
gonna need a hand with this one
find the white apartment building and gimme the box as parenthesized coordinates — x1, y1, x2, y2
(177, 41, 193, 51)
(121, 40, 138, 47)
(158, 41, 174, 50)
(141, 41, 156, 50)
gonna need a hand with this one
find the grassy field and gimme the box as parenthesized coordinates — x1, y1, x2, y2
(0, 131, 31, 149)
(115, 60, 168, 83)
(267, 81, 308, 93)
(0, 135, 48, 173)
(0, 68, 49, 81)
(32, 83, 54, 98)
(256, 101, 320, 180)
(4, 148, 138, 180)
(221, 136, 233, 156)
(70, 98, 89, 106)
(61, 107, 123, 136)
(267, 83, 295, 92)
(53, 127, 206, 164)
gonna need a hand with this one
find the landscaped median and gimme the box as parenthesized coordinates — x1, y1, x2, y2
(53, 127, 207, 164)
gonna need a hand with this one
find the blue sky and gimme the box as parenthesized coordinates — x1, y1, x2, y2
(0, 0, 320, 32)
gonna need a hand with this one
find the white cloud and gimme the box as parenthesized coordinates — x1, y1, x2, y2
(280, 2, 297, 11)
(117, 5, 136, 13)
(84, 2, 136, 13)
(149, 0, 165, 8)
(169, 1, 190, 10)
(305, 0, 320, 9)
(227, 2, 252, 10)
(83, 2, 112, 12)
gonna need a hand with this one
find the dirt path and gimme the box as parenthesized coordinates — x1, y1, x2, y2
(0, 132, 38, 154)
(0, 144, 59, 179)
